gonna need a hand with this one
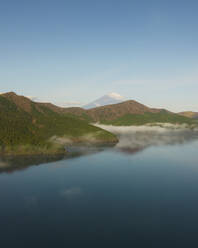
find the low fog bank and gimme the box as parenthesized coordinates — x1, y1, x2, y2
(95, 124, 198, 150)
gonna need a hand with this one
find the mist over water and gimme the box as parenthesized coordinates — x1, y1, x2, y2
(96, 124, 198, 151)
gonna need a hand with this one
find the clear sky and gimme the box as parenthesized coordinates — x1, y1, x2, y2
(0, 0, 197, 112)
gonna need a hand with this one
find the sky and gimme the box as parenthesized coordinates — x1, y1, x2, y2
(0, 0, 198, 112)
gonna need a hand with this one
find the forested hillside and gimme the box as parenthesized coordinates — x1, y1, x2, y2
(101, 111, 196, 126)
(0, 93, 117, 155)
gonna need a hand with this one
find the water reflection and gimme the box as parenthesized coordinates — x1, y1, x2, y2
(117, 146, 145, 155)
(0, 154, 65, 173)
(0, 145, 107, 173)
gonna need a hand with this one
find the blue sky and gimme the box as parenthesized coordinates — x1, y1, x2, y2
(0, 0, 197, 111)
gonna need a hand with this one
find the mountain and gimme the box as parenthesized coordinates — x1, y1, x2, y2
(83, 92, 125, 109)
(6, 91, 192, 126)
(178, 111, 198, 119)
(59, 100, 196, 126)
(86, 100, 162, 122)
(0, 92, 118, 155)
(86, 101, 196, 125)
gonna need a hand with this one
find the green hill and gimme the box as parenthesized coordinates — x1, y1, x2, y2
(0, 93, 118, 155)
(101, 110, 196, 126)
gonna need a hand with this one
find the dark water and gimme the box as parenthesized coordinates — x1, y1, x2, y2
(1, 140, 198, 247)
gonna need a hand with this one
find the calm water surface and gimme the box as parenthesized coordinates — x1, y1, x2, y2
(1, 139, 198, 247)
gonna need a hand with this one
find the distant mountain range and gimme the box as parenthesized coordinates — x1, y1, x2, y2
(62, 101, 195, 126)
(35, 93, 196, 125)
(0, 92, 197, 156)
(83, 92, 125, 109)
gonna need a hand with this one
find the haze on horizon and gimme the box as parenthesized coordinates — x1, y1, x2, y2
(0, 0, 197, 112)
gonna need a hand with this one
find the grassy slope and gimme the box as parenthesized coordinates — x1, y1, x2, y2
(0, 96, 117, 155)
(101, 110, 196, 126)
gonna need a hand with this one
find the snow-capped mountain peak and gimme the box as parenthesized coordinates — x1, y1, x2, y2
(83, 92, 125, 109)
(107, 92, 124, 100)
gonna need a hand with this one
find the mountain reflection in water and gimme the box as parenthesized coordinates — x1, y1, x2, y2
(0, 154, 65, 173)
(0, 146, 108, 173)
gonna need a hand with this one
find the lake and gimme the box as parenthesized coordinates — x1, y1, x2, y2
(1, 127, 198, 248)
